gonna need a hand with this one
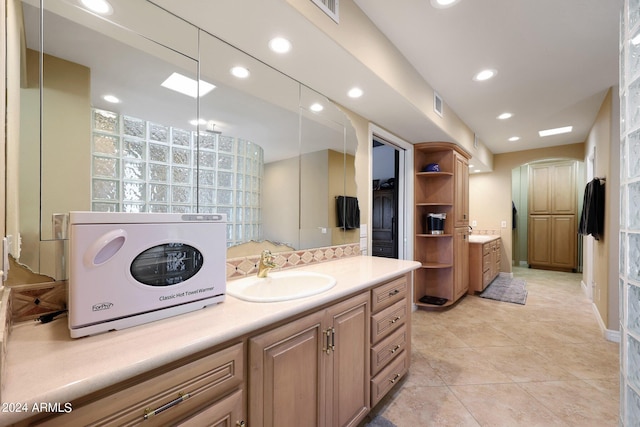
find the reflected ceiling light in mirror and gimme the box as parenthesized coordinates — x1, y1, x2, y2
(103, 94, 120, 103)
(430, 0, 461, 9)
(538, 126, 572, 137)
(230, 66, 250, 79)
(80, 0, 113, 15)
(189, 118, 207, 126)
(310, 103, 324, 112)
(269, 37, 292, 54)
(497, 112, 512, 120)
(347, 87, 363, 98)
(161, 72, 215, 98)
(508, 136, 520, 142)
(473, 68, 497, 82)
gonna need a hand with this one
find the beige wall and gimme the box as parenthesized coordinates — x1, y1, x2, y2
(263, 156, 300, 247)
(469, 143, 585, 274)
(583, 88, 620, 331)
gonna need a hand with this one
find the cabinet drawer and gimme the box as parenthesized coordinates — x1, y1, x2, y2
(370, 350, 408, 407)
(37, 342, 244, 426)
(482, 269, 493, 287)
(482, 243, 491, 255)
(371, 276, 407, 313)
(370, 326, 408, 376)
(177, 388, 243, 427)
(482, 254, 491, 272)
(372, 244, 394, 257)
(371, 299, 407, 344)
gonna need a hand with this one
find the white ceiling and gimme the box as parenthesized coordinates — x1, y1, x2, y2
(150, 0, 621, 169)
(35, 0, 621, 168)
(353, 0, 621, 155)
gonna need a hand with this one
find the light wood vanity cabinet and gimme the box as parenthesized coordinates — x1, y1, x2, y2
(25, 342, 246, 427)
(248, 292, 370, 427)
(369, 275, 411, 407)
(469, 238, 501, 294)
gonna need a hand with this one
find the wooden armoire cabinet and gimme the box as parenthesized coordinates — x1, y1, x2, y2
(527, 161, 578, 271)
(372, 189, 397, 258)
(413, 142, 471, 308)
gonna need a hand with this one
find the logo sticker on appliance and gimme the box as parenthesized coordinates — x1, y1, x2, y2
(92, 302, 114, 312)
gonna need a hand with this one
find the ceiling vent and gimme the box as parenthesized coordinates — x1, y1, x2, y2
(434, 92, 443, 117)
(311, 0, 339, 23)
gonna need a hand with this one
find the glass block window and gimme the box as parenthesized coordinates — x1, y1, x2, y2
(91, 108, 263, 246)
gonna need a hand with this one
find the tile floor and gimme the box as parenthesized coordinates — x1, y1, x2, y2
(364, 267, 620, 426)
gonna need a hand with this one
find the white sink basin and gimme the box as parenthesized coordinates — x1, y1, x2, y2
(226, 271, 337, 302)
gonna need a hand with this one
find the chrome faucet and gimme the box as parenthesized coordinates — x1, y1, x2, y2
(257, 249, 277, 278)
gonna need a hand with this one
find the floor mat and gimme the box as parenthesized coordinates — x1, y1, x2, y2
(479, 276, 527, 305)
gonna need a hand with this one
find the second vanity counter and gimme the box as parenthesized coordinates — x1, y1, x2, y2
(2, 255, 420, 425)
(468, 235, 502, 294)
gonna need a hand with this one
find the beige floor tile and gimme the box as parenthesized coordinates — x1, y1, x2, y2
(519, 380, 620, 426)
(379, 384, 481, 427)
(416, 346, 513, 385)
(531, 341, 620, 380)
(449, 383, 566, 426)
(473, 345, 579, 382)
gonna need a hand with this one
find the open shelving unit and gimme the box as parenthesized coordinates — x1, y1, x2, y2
(413, 142, 470, 308)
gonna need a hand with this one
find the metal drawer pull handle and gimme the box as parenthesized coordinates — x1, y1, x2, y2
(144, 392, 191, 419)
(388, 289, 400, 296)
(390, 344, 401, 354)
(389, 316, 401, 324)
(389, 373, 401, 384)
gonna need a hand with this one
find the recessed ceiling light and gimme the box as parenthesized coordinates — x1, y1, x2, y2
(103, 94, 120, 103)
(161, 72, 215, 98)
(269, 37, 292, 54)
(474, 169, 481, 173)
(80, 0, 113, 15)
(348, 87, 363, 98)
(230, 66, 250, 79)
(473, 69, 497, 82)
(469, 164, 474, 168)
(189, 118, 207, 126)
(497, 112, 512, 120)
(310, 103, 324, 112)
(538, 126, 573, 137)
(508, 136, 520, 142)
(430, 0, 461, 9)
(632, 34, 640, 46)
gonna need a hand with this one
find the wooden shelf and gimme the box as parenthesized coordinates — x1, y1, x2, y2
(415, 202, 453, 207)
(416, 233, 452, 238)
(420, 262, 453, 269)
(416, 171, 453, 177)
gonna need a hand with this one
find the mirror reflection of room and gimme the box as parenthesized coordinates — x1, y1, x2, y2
(11, 0, 359, 280)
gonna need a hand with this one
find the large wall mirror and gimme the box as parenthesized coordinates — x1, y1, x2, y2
(10, 0, 359, 280)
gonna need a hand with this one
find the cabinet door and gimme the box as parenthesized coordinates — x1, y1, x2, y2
(529, 165, 551, 214)
(178, 389, 244, 427)
(454, 153, 469, 227)
(249, 311, 326, 427)
(551, 215, 577, 269)
(551, 162, 576, 214)
(327, 293, 370, 427)
(453, 228, 469, 299)
(528, 215, 551, 265)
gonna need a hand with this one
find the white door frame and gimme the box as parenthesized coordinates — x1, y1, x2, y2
(367, 124, 413, 260)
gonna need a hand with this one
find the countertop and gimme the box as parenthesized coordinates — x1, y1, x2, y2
(468, 234, 501, 244)
(1, 256, 420, 425)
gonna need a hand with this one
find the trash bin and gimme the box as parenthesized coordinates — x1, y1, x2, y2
(427, 213, 446, 234)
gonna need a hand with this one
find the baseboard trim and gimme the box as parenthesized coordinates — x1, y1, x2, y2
(592, 302, 621, 343)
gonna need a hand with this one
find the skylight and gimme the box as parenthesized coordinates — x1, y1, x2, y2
(161, 73, 215, 98)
